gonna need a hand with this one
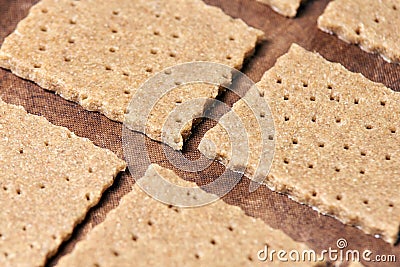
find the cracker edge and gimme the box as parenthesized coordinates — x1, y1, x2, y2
(199, 43, 400, 245)
(317, 1, 400, 64)
(56, 163, 327, 267)
(0, 1, 265, 123)
(0, 99, 127, 262)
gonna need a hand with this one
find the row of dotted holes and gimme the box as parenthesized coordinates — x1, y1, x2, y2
(39, 5, 233, 64)
(169, 204, 239, 261)
(283, 156, 393, 175)
(92, 216, 235, 264)
(260, 79, 396, 136)
(153, 28, 234, 44)
(274, 78, 397, 163)
(5, 138, 87, 194)
(291, 138, 393, 160)
(283, 93, 388, 107)
(1, 185, 21, 195)
(17, 133, 72, 153)
(193, 226, 252, 261)
(35, 18, 167, 71)
(277, 78, 390, 108)
(309, 115, 396, 134)
(310, 191, 395, 209)
(283, 91, 389, 108)
(2, 178, 76, 195)
(155, 30, 233, 60)
(154, 11, 235, 46)
(104, 46, 175, 80)
(282, 114, 392, 132)
(277, 81, 396, 133)
(154, 11, 238, 44)
(38, 25, 232, 71)
(256, 91, 272, 129)
(2, 175, 70, 194)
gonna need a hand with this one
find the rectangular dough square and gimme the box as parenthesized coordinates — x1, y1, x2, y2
(318, 0, 400, 63)
(0, 0, 264, 150)
(0, 99, 126, 266)
(200, 44, 400, 244)
(56, 164, 322, 267)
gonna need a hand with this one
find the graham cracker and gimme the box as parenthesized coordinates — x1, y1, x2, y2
(124, 64, 232, 150)
(0, 0, 264, 150)
(318, 0, 400, 63)
(0, 99, 126, 267)
(56, 164, 323, 267)
(199, 44, 400, 244)
(256, 0, 304, 17)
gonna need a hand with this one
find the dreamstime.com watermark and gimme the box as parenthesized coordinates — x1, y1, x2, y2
(257, 238, 396, 263)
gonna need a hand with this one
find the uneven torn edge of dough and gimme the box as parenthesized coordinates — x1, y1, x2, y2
(56, 163, 326, 267)
(0, 99, 126, 266)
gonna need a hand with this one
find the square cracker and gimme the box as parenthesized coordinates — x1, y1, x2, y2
(0, 99, 126, 267)
(56, 164, 323, 267)
(199, 44, 400, 244)
(0, 0, 264, 149)
(318, 0, 400, 63)
(256, 0, 304, 17)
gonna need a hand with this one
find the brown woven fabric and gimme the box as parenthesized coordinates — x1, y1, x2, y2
(1, 0, 399, 266)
